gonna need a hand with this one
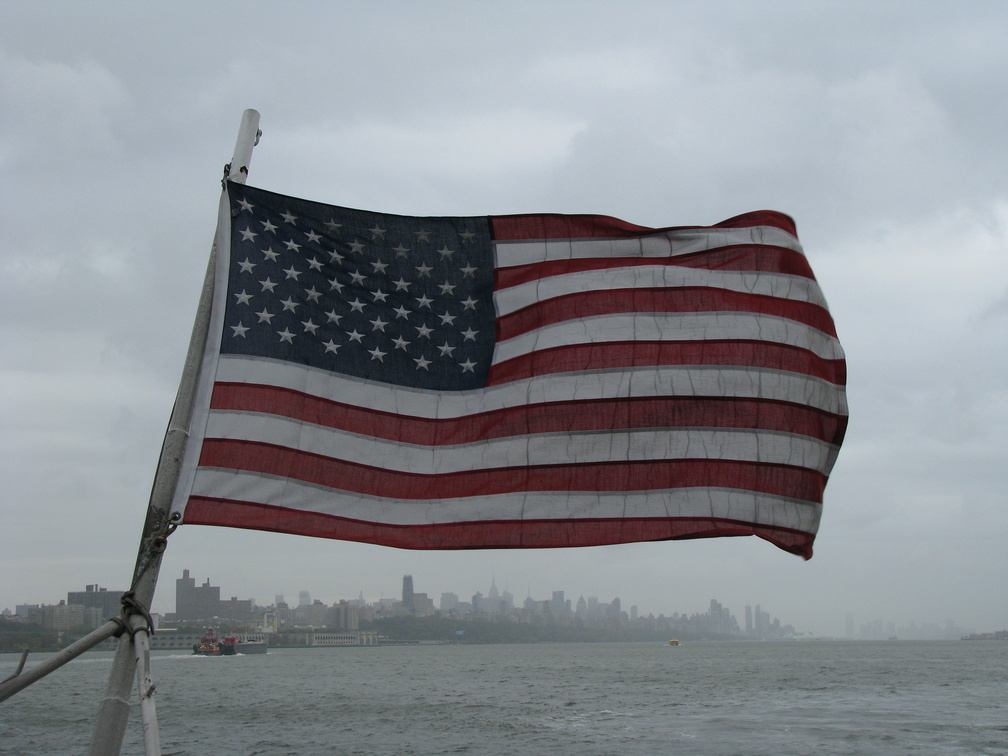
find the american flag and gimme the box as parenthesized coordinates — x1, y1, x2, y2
(171, 182, 847, 558)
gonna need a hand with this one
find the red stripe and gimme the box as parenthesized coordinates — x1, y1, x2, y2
(495, 245, 815, 289)
(184, 496, 814, 558)
(211, 382, 847, 445)
(487, 341, 848, 387)
(198, 439, 827, 501)
(490, 211, 797, 241)
(496, 287, 838, 341)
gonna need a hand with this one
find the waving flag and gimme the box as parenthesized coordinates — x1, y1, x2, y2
(171, 182, 847, 558)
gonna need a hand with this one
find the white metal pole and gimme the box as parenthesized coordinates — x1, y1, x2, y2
(133, 628, 161, 756)
(0, 620, 121, 703)
(88, 109, 261, 756)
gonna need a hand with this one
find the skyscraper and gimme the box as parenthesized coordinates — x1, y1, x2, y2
(402, 575, 415, 613)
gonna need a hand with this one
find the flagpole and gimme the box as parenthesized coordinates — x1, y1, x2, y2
(88, 109, 261, 756)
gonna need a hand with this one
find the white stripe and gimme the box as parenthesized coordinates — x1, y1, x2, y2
(493, 225, 802, 267)
(204, 413, 840, 475)
(493, 266, 827, 316)
(188, 469, 821, 531)
(213, 355, 848, 416)
(493, 312, 844, 364)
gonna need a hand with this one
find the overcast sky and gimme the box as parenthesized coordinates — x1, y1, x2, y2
(2, 2, 1006, 637)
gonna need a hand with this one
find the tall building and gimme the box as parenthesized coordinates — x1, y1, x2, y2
(175, 569, 221, 622)
(67, 584, 123, 621)
(440, 592, 459, 612)
(402, 575, 415, 613)
(551, 591, 566, 616)
(710, 599, 724, 634)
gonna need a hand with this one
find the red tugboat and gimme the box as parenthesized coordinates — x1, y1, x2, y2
(192, 628, 222, 655)
(193, 628, 268, 655)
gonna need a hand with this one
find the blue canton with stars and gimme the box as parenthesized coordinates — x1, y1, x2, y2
(222, 183, 496, 391)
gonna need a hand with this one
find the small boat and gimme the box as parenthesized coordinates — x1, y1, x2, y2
(193, 628, 268, 655)
(192, 628, 222, 656)
(668, 639, 681, 646)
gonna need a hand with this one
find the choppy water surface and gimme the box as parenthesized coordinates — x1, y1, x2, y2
(3, 641, 1007, 754)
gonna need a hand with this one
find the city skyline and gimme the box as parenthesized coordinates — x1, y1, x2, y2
(5, 568, 986, 642)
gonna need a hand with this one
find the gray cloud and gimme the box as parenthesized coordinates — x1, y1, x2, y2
(2, 1, 1007, 636)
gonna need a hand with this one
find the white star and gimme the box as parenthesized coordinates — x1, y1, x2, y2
(305, 230, 322, 244)
(461, 327, 478, 341)
(256, 308, 274, 324)
(284, 239, 301, 252)
(415, 229, 432, 242)
(307, 257, 323, 272)
(328, 249, 345, 264)
(280, 297, 299, 312)
(460, 263, 477, 279)
(324, 339, 340, 353)
(240, 227, 257, 242)
(262, 219, 277, 233)
(414, 355, 432, 370)
(304, 287, 322, 303)
(262, 247, 280, 262)
(368, 346, 387, 361)
(460, 297, 477, 310)
(346, 329, 364, 343)
(392, 336, 410, 351)
(437, 245, 455, 259)
(393, 305, 411, 320)
(371, 259, 389, 274)
(325, 309, 342, 324)
(283, 265, 301, 280)
(460, 230, 477, 244)
(238, 258, 256, 274)
(369, 225, 386, 240)
(459, 358, 477, 373)
(349, 298, 366, 313)
(371, 289, 389, 303)
(238, 198, 254, 212)
(393, 277, 410, 292)
(438, 281, 456, 296)
(370, 317, 388, 332)
(438, 311, 457, 326)
(278, 328, 295, 344)
(328, 277, 344, 293)
(324, 219, 342, 233)
(415, 262, 433, 278)
(415, 294, 433, 309)
(416, 323, 433, 339)
(392, 244, 410, 258)
(349, 270, 367, 286)
(230, 322, 249, 338)
(281, 210, 298, 224)
(437, 342, 456, 357)
(259, 278, 277, 293)
(234, 290, 253, 305)
(302, 319, 319, 335)
(349, 240, 366, 253)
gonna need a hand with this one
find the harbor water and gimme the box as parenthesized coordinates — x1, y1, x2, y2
(2, 640, 1007, 754)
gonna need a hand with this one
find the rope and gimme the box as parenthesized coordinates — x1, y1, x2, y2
(110, 511, 181, 639)
(111, 592, 156, 640)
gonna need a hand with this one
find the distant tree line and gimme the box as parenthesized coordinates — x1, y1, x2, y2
(0, 618, 60, 653)
(363, 615, 733, 644)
